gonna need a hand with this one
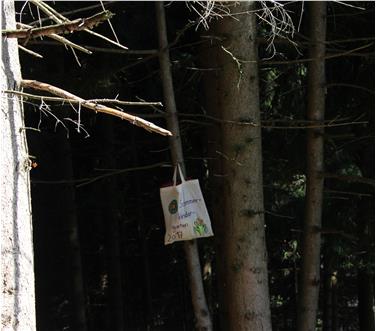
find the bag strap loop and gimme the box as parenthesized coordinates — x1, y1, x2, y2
(173, 163, 186, 186)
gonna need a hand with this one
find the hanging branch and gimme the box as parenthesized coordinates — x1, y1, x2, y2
(2, 11, 113, 39)
(17, 80, 172, 136)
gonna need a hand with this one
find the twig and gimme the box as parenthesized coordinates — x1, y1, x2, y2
(84, 29, 129, 50)
(324, 189, 373, 198)
(18, 80, 172, 136)
(290, 228, 357, 241)
(18, 45, 43, 58)
(28, 40, 157, 55)
(2, 11, 113, 39)
(87, 99, 162, 107)
(30, 162, 168, 187)
(262, 42, 374, 65)
(175, 112, 368, 129)
(265, 210, 295, 219)
(326, 83, 374, 95)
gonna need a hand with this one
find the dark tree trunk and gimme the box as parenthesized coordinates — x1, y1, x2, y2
(323, 245, 338, 331)
(155, 2, 213, 330)
(297, 3, 327, 331)
(59, 133, 88, 331)
(131, 131, 154, 329)
(99, 117, 125, 331)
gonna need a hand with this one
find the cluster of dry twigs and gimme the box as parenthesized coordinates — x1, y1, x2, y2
(186, 0, 297, 56)
(2, 0, 172, 137)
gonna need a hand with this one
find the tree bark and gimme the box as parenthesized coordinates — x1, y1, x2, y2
(58, 133, 88, 331)
(155, 2, 213, 330)
(201, 2, 272, 330)
(323, 245, 338, 331)
(357, 142, 374, 331)
(297, 3, 327, 331)
(1, 1, 36, 330)
(100, 117, 125, 331)
(131, 131, 154, 329)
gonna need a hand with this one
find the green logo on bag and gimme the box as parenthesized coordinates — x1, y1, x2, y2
(168, 199, 178, 214)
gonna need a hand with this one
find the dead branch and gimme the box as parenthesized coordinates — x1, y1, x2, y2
(28, 1, 117, 26)
(17, 22, 92, 54)
(18, 80, 172, 136)
(87, 99, 162, 107)
(2, 11, 113, 39)
(30, 161, 168, 187)
(326, 83, 374, 95)
(3, 90, 163, 108)
(322, 173, 374, 186)
(30, 0, 128, 50)
(324, 189, 373, 198)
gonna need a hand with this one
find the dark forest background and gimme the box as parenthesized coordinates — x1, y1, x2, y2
(14, 1, 374, 330)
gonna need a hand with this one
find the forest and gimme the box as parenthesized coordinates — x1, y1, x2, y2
(1, 1, 374, 331)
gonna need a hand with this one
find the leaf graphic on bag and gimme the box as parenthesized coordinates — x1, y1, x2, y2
(193, 218, 208, 236)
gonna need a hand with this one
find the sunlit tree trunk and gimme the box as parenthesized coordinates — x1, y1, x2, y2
(297, 3, 327, 331)
(1, 1, 36, 329)
(201, 2, 272, 330)
(155, 2, 213, 330)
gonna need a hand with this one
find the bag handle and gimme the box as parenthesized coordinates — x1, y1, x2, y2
(173, 163, 186, 186)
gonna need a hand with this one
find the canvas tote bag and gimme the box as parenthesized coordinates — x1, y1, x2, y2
(160, 165, 214, 245)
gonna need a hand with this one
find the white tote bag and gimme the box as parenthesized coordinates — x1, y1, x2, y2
(160, 165, 214, 245)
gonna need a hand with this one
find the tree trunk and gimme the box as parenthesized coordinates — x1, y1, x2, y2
(357, 142, 374, 331)
(131, 131, 154, 329)
(201, 2, 272, 330)
(100, 117, 125, 331)
(358, 270, 374, 331)
(297, 3, 327, 331)
(1, 1, 36, 330)
(58, 133, 88, 331)
(155, 2, 213, 330)
(323, 245, 338, 331)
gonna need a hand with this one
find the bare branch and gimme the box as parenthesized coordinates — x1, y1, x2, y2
(2, 11, 113, 39)
(30, 161, 168, 187)
(31, 0, 128, 50)
(17, 22, 92, 54)
(28, 1, 117, 26)
(18, 80, 172, 136)
(87, 99, 163, 107)
(322, 173, 374, 186)
(3, 90, 163, 108)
